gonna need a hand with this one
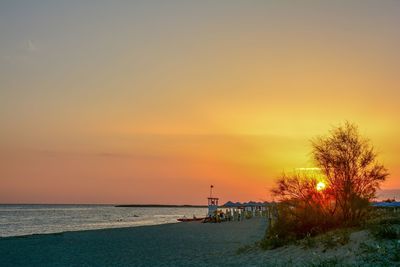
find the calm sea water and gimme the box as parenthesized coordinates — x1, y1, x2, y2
(0, 205, 208, 237)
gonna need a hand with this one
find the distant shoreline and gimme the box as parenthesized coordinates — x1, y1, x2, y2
(115, 204, 208, 208)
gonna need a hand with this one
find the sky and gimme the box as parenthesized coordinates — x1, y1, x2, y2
(1, 1, 399, 204)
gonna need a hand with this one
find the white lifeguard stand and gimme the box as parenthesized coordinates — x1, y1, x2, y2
(207, 185, 219, 217)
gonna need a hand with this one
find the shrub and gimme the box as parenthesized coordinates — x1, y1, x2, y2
(320, 234, 337, 249)
(366, 209, 400, 240)
(261, 204, 299, 249)
(259, 234, 286, 250)
(338, 229, 350, 245)
(301, 233, 317, 249)
(370, 224, 398, 239)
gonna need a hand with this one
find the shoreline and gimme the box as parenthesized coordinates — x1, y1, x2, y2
(0, 205, 208, 238)
(0, 220, 182, 240)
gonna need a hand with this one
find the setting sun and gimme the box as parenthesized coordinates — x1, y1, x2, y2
(316, 181, 326, 191)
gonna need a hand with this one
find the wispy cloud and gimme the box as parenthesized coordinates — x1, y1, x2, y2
(25, 39, 37, 52)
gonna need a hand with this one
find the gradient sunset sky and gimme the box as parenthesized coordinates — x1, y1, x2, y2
(1, 1, 399, 204)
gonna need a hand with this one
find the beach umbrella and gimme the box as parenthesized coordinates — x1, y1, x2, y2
(248, 201, 257, 206)
(372, 202, 400, 208)
(222, 201, 235, 207)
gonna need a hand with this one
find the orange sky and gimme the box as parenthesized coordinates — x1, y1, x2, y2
(0, 1, 399, 204)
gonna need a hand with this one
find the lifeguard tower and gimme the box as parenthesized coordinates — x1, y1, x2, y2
(207, 185, 219, 217)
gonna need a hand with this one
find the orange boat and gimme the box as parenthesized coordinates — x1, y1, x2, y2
(177, 216, 205, 222)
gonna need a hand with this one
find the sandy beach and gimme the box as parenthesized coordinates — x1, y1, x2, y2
(3, 214, 400, 267)
(1, 217, 267, 267)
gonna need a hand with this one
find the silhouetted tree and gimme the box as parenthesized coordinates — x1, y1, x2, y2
(267, 122, 389, 246)
(312, 122, 388, 224)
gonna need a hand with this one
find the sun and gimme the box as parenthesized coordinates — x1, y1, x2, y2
(316, 181, 326, 191)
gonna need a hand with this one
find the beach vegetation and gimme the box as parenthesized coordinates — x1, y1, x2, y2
(298, 228, 350, 250)
(365, 208, 400, 240)
(300, 233, 317, 249)
(262, 122, 388, 249)
(369, 224, 398, 240)
(358, 241, 399, 266)
(312, 122, 388, 225)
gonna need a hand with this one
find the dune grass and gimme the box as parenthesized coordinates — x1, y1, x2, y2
(253, 208, 400, 266)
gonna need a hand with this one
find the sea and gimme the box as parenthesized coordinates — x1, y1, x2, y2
(0, 204, 208, 237)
